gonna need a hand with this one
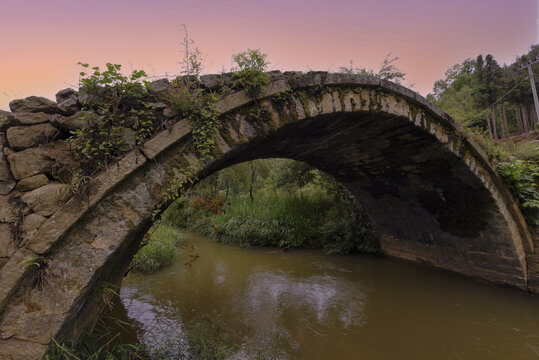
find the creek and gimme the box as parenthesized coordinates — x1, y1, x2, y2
(109, 231, 539, 359)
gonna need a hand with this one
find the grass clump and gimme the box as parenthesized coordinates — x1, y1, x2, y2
(131, 224, 182, 273)
(176, 190, 379, 255)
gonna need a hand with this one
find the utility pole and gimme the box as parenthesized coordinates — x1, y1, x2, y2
(518, 57, 539, 126)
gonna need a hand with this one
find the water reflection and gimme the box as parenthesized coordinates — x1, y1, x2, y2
(118, 231, 539, 359)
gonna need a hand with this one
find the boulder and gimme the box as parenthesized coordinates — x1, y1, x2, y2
(7, 141, 70, 180)
(22, 182, 70, 216)
(0, 223, 16, 258)
(58, 98, 79, 115)
(0, 181, 16, 195)
(6, 123, 58, 150)
(163, 107, 176, 118)
(20, 213, 46, 242)
(148, 78, 170, 100)
(9, 96, 59, 114)
(0, 111, 16, 131)
(200, 74, 221, 89)
(0, 196, 15, 222)
(56, 88, 80, 115)
(15, 174, 49, 192)
(115, 127, 137, 152)
(147, 102, 167, 110)
(55, 88, 77, 104)
(53, 111, 95, 132)
(11, 112, 50, 125)
(0, 155, 13, 181)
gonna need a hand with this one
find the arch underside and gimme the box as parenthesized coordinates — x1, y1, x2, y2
(208, 111, 526, 287)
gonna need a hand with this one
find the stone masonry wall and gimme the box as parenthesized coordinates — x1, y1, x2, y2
(0, 72, 535, 359)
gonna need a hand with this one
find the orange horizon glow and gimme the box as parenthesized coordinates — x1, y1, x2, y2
(0, 0, 536, 110)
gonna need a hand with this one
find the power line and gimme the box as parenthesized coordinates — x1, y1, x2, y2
(469, 76, 529, 123)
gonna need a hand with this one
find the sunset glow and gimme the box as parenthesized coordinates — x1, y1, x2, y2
(0, 0, 536, 110)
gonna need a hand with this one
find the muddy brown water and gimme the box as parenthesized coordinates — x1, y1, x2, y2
(111, 231, 539, 359)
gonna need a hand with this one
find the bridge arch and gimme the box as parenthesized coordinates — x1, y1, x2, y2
(0, 72, 534, 358)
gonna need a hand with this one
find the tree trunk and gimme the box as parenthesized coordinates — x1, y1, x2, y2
(491, 106, 498, 140)
(521, 104, 530, 132)
(501, 103, 510, 138)
(249, 162, 257, 204)
(497, 104, 505, 139)
(515, 103, 523, 134)
(486, 107, 493, 139)
(531, 104, 538, 130)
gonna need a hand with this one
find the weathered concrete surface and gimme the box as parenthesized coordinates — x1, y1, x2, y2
(0, 72, 535, 359)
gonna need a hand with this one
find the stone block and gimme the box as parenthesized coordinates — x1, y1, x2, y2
(9, 96, 58, 114)
(6, 123, 58, 150)
(0, 111, 16, 131)
(0, 223, 16, 258)
(7, 141, 71, 180)
(15, 174, 49, 192)
(0, 181, 16, 195)
(11, 112, 50, 126)
(55, 88, 77, 104)
(22, 182, 70, 216)
(52, 111, 95, 132)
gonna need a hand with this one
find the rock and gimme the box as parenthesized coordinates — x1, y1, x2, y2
(0, 181, 16, 195)
(78, 89, 90, 106)
(0, 196, 15, 222)
(9, 96, 58, 114)
(148, 79, 170, 100)
(22, 182, 70, 216)
(21, 213, 46, 242)
(148, 102, 167, 110)
(55, 88, 77, 104)
(7, 141, 70, 180)
(163, 107, 176, 118)
(11, 112, 50, 125)
(0, 223, 16, 257)
(200, 74, 221, 89)
(0, 155, 13, 181)
(0, 133, 7, 147)
(58, 98, 80, 115)
(56, 89, 80, 115)
(15, 174, 49, 192)
(53, 111, 95, 132)
(6, 123, 58, 150)
(0, 111, 16, 131)
(116, 127, 137, 152)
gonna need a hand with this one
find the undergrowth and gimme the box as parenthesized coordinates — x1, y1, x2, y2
(173, 190, 380, 255)
(131, 224, 183, 273)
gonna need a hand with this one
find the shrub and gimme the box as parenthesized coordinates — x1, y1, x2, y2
(497, 159, 539, 225)
(71, 63, 157, 174)
(232, 49, 270, 98)
(132, 225, 183, 273)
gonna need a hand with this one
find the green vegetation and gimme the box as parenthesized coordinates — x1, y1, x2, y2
(340, 53, 407, 85)
(166, 159, 380, 255)
(426, 45, 538, 225)
(497, 160, 539, 225)
(232, 49, 271, 97)
(131, 224, 183, 273)
(45, 312, 144, 360)
(72, 63, 157, 175)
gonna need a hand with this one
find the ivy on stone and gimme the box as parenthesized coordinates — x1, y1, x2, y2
(70, 62, 157, 175)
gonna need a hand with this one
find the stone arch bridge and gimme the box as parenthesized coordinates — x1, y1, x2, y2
(0, 72, 536, 359)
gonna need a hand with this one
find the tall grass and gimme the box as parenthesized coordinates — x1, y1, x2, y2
(177, 190, 380, 255)
(132, 224, 183, 273)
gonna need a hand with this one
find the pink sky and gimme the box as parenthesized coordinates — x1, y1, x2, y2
(0, 0, 536, 110)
